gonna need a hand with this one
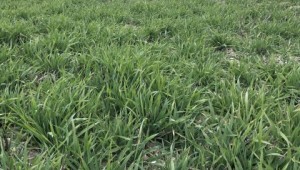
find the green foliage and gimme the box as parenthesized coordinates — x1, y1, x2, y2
(0, 0, 300, 169)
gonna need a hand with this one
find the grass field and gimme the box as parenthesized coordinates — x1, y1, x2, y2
(0, 0, 300, 169)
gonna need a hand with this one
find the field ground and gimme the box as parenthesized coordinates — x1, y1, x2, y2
(0, 0, 300, 169)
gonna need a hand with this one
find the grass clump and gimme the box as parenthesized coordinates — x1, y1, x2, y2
(0, 0, 300, 169)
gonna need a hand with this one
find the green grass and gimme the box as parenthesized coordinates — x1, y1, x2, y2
(0, 0, 300, 169)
